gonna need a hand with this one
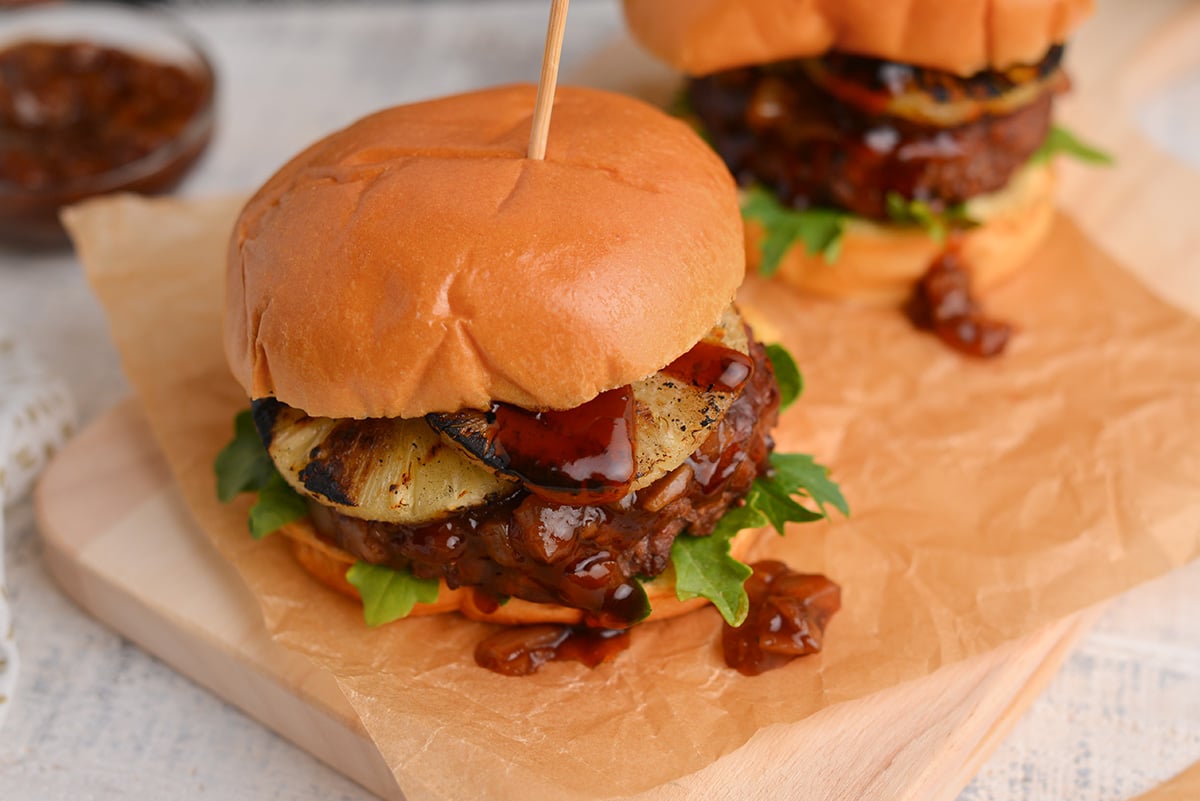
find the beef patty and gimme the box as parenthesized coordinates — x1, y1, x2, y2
(309, 339, 781, 629)
(688, 51, 1060, 220)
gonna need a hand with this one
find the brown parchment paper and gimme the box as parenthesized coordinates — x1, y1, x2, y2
(64, 195, 1200, 801)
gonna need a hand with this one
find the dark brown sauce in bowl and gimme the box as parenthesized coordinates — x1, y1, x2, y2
(0, 7, 215, 248)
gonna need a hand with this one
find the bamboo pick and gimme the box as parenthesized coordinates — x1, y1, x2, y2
(527, 0, 571, 160)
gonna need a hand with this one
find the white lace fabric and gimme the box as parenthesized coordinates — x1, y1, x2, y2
(0, 332, 76, 729)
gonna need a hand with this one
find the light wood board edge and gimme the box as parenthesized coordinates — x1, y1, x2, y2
(638, 611, 1096, 801)
(1129, 761, 1200, 801)
(928, 609, 1104, 801)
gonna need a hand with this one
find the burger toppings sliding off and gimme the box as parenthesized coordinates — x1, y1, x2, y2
(623, 0, 1111, 356)
(215, 85, 845, 676)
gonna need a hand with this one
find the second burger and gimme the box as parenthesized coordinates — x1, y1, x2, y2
(624, 0, 1112, 356)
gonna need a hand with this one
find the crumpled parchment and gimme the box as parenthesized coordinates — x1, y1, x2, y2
(63, 194, 1200, 801)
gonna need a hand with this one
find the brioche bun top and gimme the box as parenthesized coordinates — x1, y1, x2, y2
(622, 0, 1093, 77)
(225, 84, 743, 420)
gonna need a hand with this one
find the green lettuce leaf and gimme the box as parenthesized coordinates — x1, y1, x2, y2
(214, 410, 276, 502)
(671, 451, 847, 626)
(765, 343, 803, 411)
(215, 409, 307, 539)
(671, 506, 759, 626)
(742, 186, 847, 275)
(346, 562, 442, 627)
(1032, 124, 1114, 166)
(249, 473, 309, 540)
(769, 452, 850, 517)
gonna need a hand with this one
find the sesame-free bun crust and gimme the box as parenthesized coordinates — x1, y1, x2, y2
(282, 517, 752, 626)
(623, 0, 1093, 77)
(748, 161, 1056, 305)
(226, 85, 743, 420)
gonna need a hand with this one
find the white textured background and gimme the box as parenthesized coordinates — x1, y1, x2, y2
(1, 2, 1197, 799)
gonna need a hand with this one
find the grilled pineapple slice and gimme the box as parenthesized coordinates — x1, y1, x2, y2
(630, 305, 748, 488)
(429, 306, 751, 492)
(254, 399, 517, 525)
(257, 306, 751, 522)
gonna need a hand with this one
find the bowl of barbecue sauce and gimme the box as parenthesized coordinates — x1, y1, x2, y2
(0, 2, 216, 248)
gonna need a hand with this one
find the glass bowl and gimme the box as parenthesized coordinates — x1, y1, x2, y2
(0, 2, 216, 249)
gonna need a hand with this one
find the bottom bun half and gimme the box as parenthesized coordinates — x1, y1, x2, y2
(746, 162, 1057, 306)
(280, 516, 758, 627)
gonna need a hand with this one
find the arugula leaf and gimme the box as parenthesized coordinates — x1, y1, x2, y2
(671, 449, 848, 626)
(742, 186, 847, 275)
(1032, 125, 1114, 166)
(215, 408, 308, 539)
(769, 452, 849, 517)
(249, 473, 309, 540)
(747, 477, 824, 535)
(671, 506, 759, 626)
(765, 343, 803, 411)
(214, 410, 277, 502)
(346, 562, 442, 627)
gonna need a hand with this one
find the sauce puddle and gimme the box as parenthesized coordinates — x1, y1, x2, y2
(723, 561, 842, 676)
(906, 250, 1013, 357)
(475, 625, 631, 677)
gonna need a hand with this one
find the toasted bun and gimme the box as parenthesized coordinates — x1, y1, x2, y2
(226, 84, 743, 420)
(747, 161, 1056, 306)
(623, 0, 1093, 77)
(281, 516, 755, 627)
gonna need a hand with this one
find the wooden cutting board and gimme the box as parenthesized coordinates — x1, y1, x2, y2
(37, 398, 1099, 801)
(35, 1, 1200, 799)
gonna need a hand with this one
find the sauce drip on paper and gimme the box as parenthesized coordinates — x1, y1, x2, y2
(906, 250, 1013, 357)
(474, 624, 631, 676)
(722, 561, 842, 676)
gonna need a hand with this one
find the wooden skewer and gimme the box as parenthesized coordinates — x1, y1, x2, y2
(527, 0, 571, 160)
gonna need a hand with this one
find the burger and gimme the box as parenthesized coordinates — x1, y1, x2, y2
(214, 85, 844, 676)
(622, 0, 1112, 355)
